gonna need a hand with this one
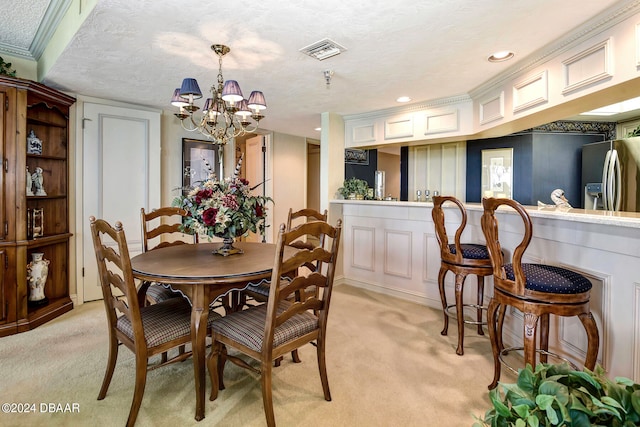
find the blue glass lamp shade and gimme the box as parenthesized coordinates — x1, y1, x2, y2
(221, 80, 244, 103)
(247, 91, 267, 111)
(179, 78, 203, 99)
(170, 88, 189, 107)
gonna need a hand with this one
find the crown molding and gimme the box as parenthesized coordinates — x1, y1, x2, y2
(469, 0, 640, 100)
(343, 94, 472, 122)
(0, 0, 73, 61)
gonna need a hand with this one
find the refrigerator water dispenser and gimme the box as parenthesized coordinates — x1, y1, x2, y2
(585, 182, 603, 210)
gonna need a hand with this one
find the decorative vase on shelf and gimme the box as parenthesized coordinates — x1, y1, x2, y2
(27, 129, 43, 155)
(27, 253, 49, 306)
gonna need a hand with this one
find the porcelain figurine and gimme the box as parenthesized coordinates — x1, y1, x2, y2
(26, 166, 34, 196)
(27, 253, 49, 306)
(537, 188, 572, 209)
(32, 167, 47, 196)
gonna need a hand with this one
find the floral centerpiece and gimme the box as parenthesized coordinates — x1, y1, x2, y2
(172, 155, 272, 256)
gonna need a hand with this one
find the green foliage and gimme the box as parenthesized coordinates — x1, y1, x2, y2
(337, 177, 370, 199)
(473, 363, 640, 426)
(0, 56, 17, 77)
(627, 125, 640, 137)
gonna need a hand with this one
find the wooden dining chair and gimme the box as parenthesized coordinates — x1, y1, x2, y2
(242, 207, 328, 366)
(89, 216, 221, 427)
(207, 219, 342, 427)
(243, 207, 328, 303)
(139, 207, 198, 306)
(480, 198, 599, 389)
(432, 195, 493, 355)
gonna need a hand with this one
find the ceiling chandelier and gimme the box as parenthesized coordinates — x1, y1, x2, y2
(171, 44, 267, 144)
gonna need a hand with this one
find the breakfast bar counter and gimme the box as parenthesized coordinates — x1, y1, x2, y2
(331, 199, 640, 382)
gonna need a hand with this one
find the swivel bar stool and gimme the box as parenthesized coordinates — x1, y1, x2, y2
(432, 196, 493, 355)
(481, 197, 599, 389)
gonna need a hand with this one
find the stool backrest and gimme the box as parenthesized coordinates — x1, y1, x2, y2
(432, 195, 482, 266)
(480, 197, 533, 296)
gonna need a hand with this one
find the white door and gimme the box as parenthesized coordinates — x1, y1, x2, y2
(80, 102, 161, 302)
(245, 135, 266, 242)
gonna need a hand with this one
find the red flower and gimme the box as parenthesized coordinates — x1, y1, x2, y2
(195, 188, 213, 205)
(240, 178, 249, 186)
(202, 208, 218, 226)
(222, 194, 239, 210)
(255, 204, 264, 218)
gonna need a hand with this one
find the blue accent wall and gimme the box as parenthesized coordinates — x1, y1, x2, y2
(466, 132, 604, 207)
(345, 149, 378, 187)
(466, 134, 533, 204)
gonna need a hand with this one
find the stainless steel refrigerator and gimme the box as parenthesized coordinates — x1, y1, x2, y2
(581, 137, 640, 212)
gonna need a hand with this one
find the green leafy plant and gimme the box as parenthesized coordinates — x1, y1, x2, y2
(474, 362, 640, 427)
(0, 56, 17, 77)
(338, 177, 370, 199)
(627, 125, 640, 137)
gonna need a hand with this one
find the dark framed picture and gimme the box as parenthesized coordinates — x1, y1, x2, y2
(182, 138, 222, 192)
(345, 148, 369, 165)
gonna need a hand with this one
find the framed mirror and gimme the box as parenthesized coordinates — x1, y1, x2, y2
(182, 138, 223, 193)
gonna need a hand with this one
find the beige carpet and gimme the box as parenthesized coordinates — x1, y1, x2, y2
(0, 284, 517, 426)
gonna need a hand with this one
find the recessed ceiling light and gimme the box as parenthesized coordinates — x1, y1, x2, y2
(396, 96, 411, 103)
(488, 50, 515, 62)
(315, 127, 321, 131)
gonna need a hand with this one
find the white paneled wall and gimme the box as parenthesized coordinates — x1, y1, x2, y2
(335, 200, 640, 382)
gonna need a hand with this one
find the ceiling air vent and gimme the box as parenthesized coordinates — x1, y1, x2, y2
(299, 38, 347, 61)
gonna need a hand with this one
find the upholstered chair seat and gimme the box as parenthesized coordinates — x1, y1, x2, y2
(448, 243, 491, 260)
(117, 297, 221, 347)
(212, 300, 318, 352)
(503, 263, 593, 294)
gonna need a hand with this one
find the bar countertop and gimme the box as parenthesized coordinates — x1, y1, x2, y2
(331, 199, 640, 229)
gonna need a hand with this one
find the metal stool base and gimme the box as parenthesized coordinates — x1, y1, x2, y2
(498, 346, 579, 375)
(445, 303, 488, 326)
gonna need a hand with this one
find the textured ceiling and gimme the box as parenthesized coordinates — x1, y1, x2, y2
(0, 0, 49, 48)
(0, 0, 636, 139)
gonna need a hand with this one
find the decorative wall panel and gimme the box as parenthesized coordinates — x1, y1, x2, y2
(557, 268, 607, 370)
(384, 114, 414, 140)
(479, 91, 504, 125)
(561, 38, 613, 95)
(383, 230, 412, 278)
(635, 283, 640, 382)
(423, 109, 459, 135)
(351, 226, 375, 271)
(513, 70, 548, 113)
(352, 123, 376, 145)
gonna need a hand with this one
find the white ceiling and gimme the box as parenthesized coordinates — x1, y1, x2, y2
(0, 0, 637, 139)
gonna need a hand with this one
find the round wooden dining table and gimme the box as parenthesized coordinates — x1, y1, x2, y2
(130, 241, 297, 421)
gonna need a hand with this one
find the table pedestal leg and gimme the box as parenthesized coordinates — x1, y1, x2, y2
(191, 290, 209, 421)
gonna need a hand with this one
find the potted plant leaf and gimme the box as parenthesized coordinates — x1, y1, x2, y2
(338, 177, 370, 200)
(474, 362, 640, 426)
(0, 56, 17, 77)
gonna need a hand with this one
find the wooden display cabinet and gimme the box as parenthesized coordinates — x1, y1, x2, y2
(0, 76, 75, 337)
